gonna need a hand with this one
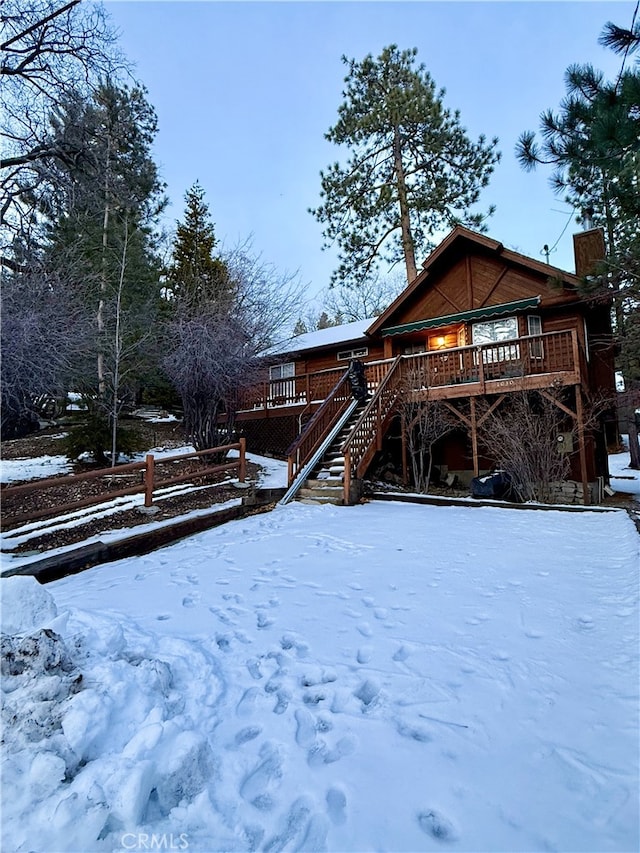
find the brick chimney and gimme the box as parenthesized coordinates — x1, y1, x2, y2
(573, 226, 606, 277)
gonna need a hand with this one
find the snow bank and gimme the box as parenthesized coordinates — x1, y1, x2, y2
(2, 584, 224, 853)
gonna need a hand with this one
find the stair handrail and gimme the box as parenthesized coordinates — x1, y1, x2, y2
(341, 355, 405, 501)
(285, 371, 352, 486)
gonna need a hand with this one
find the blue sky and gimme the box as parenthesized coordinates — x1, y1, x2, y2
(106, 1, 633, 306)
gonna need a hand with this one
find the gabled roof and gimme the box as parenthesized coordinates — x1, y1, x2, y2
(261, 317, 373, 358)
(366, 226, 582, 337)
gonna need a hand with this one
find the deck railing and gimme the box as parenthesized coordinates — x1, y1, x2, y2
(238, 331, 579, 414)
(405, 330, 578, 390)
(235, 360, 393, 413)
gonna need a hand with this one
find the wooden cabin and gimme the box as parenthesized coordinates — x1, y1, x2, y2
(231, 226, 616, 505)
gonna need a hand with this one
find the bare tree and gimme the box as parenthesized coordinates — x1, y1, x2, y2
(225, 241, 306, 353)
(164, 240, 305, 451)
(1, 0, 123, 250)
(400, 395, 458, 493)
(1, 264, 90, 438)
(322, 271, 405, 322)
(476, 389, 574, 503)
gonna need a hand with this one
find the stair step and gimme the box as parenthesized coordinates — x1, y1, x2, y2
(305, 478, 342, 488)
(297, 486, 344, 504)
(299, 485, 343, 496)
(297, 496, 343, 505)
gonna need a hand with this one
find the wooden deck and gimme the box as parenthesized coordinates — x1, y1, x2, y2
(237, 330, 581, 416)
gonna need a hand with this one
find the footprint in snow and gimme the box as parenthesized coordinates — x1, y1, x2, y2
(357, 646, 372, 664)
(295, 708, 316, 748)
(308, 735, 357, 767)
(354, 678, 380, 711)
(357, 622, 373, 638)
(247, 659, 262, 679)
(240, 744, 283, 809)
(301, 668, 337, 687)
(392, 645, 410, 662)
(326, 787, 347, 825)
(182, 594, 199, 608)
(396, 719, 432, 743)
(234, 726, 262, 746)
(209, 606, 233, 625)
(257, 611, 274, 629)
(216, 634, 231, 652)
(280, 633, 309, 658)
(236, 686, 261, 717)
(273, 689, 290, 715)
(262, 795, 316, 852)
(417, 809, 458, 842)
(156, 614, 171, 621)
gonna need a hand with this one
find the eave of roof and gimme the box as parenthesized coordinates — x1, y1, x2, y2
(381, 297, 541, 336)
(366, 226, 582, 337)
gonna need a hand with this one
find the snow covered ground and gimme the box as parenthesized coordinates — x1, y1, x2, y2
(2, 492, 638, 851)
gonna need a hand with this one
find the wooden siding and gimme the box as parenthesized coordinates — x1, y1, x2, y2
(293, 342, 385, 376)
(379, 251, 581, 334)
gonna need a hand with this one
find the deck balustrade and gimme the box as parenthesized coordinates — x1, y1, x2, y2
(239, 330, 580, 414)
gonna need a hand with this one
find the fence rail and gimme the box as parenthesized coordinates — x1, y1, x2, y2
(1, 439, 246, 528)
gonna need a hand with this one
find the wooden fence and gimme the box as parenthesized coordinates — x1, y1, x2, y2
(1, 439, 246, 528)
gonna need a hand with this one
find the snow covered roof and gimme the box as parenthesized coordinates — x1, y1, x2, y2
(261, 318, 374, 358)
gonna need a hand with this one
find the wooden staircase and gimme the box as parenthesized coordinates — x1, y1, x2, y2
(296, 401, 367, 504)
(284, 357, 405, 506)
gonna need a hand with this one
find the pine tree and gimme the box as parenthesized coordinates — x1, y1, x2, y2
(310, 45, 500, 288)
(516, 17, 640, 466)
(166, 182, 232, 312)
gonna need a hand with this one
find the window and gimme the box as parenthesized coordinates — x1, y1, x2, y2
(527, 315, 543, 358)
(472, 317, 519, 363)
(269, 362, 295, 381)
(472, 316, 518, 345)
(337, 347, 368, 361)
(269, 362, 295, 403)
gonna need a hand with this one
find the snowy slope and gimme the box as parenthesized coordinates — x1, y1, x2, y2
(2, 500, 638, 853)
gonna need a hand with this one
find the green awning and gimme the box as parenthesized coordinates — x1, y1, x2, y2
(381, 297, 541, 337)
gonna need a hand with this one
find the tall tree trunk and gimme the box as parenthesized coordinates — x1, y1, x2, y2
(393, 126, 417, 284)
(98, 134, 112, 396)
(110, 217, 128, 467)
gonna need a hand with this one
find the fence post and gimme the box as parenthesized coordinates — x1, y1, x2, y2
(144, 454, 155, 507)
(239, 438, 247, 483)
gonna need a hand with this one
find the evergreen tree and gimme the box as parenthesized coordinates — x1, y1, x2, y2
(310, 45, 500, 288)
(516, 17, 640, 465)
(166, 182, 232, 311)
(40, 81, 167, 461)
(163, 187, 305, 450)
